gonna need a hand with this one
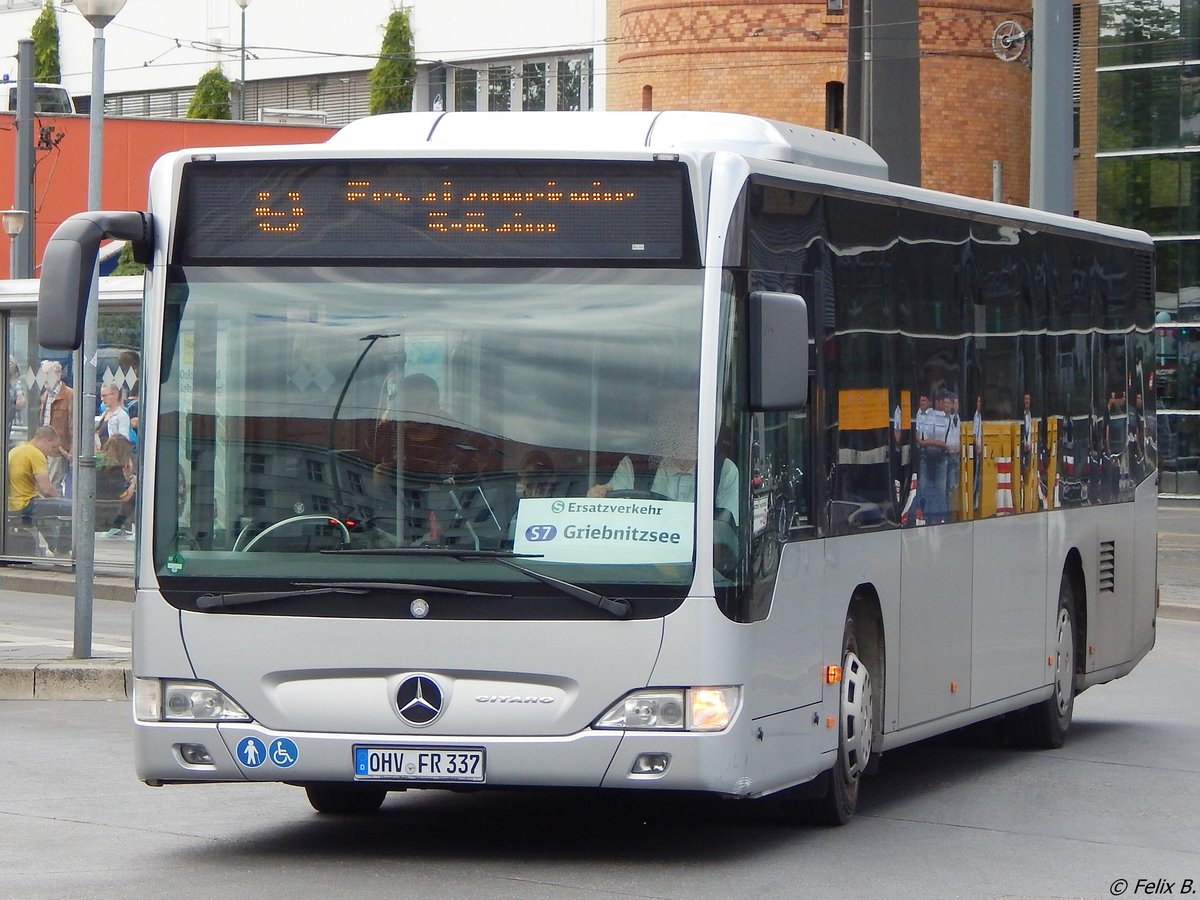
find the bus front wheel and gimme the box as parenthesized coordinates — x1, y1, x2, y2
(304, 784, 388, 815)
(785, 616, 876, 826)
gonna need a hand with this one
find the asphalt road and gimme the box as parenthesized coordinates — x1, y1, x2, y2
(1158, 501, 1200, 600)
(2, 618, 1198, 900)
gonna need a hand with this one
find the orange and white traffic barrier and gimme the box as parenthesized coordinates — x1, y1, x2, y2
(900, 473, 919, 526)
(995, 457, 1014, 515)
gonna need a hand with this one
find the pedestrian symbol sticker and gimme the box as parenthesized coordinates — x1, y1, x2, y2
(237, 736, 266, 768)
(269, 737, 299, 768)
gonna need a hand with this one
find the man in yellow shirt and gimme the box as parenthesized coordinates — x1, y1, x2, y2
(8, 426, 71, 553)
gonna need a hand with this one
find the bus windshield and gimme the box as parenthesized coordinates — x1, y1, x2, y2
(154, 266, 705, 596)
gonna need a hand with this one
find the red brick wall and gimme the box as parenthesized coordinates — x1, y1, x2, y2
(919, 3, 1031, 203)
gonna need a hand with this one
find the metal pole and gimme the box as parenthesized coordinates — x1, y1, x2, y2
(13, 39, 35, 279)
(73, 23, 108, 660)
(239, 5, 247, 120)
(860, 0, 873, 145)
(1029, 0, 1073, 214)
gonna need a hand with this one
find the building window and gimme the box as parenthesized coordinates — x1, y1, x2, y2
(453, 67, 478, 111)
(557, 57, 590, 111)
(488, 65, 513, 111)
(523, 62, 547, 111)
(825, 81, 845, 133)
(306, 459, 324, 483)
(445, 54, 591, 113)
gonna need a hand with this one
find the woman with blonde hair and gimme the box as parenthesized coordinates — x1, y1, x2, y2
(97, 433, 136, 539)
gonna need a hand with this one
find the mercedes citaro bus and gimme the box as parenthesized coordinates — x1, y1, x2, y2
(37, 111, 1156, 824)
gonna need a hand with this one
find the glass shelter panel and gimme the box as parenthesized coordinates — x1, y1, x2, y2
(4, 306, 141, 561)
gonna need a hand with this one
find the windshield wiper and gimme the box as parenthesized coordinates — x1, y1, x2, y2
(487, 556, 632, 619)
(319, 547, 632, 618)
(196, 580, 511, 611)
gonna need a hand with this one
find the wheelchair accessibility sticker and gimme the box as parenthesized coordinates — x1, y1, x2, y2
(269, 738, 299, 768)
(236, 736, 298, 769)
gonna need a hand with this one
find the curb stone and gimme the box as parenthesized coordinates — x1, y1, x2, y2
(0, 658, 131, 701)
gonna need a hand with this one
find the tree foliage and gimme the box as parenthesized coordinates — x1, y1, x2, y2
(187, 67, 232, 120)
(113, 242, 145, 276)
(30, 0, 61, 83)
(369, 7, 416, 115)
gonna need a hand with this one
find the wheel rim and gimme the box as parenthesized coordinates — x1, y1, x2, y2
(1052, 606, 1074, 717)
(841, 650, 874, 781)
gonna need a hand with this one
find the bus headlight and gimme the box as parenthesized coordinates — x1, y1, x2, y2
(594, 686, 740, 732)
(134, 678, 251, 723)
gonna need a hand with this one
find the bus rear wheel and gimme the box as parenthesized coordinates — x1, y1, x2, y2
(1009, 574, 1077, 749)
(304, 784, 388, 815)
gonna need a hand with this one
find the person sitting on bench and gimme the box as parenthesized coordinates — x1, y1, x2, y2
(7, 425, 72, 554)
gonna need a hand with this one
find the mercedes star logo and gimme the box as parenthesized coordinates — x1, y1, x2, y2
(396, 675, 444, 726)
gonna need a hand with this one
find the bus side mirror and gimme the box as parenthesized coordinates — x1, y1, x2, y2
(749, 290, 809, 411)
(37, 211, 152, 350)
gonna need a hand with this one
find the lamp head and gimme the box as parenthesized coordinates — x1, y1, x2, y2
(74, 0, 129, 28)
(2, 209, 28, 238)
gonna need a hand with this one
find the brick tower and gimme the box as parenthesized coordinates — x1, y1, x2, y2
(606, 1, 1034, 204)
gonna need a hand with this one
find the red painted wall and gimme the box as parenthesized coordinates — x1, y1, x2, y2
(1, 115, 337, 277)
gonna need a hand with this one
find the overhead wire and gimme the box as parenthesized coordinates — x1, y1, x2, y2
(39, 1, 1046, 82)
(29, 1, 1192, 92)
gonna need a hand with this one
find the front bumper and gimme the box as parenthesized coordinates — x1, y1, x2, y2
(134, 720, 760, 796)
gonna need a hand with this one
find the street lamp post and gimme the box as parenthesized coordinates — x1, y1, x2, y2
(72, 0, 128, 660)
(2, 208, 27, 278)
(235, 0, 252, 120)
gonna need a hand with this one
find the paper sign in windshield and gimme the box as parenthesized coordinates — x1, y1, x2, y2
(512, 498, 695, 564)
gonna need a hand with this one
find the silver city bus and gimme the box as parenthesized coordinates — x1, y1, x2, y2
(37, 111, 1157, 823)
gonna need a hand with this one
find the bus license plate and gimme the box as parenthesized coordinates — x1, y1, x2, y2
(353, 745, 485, 782)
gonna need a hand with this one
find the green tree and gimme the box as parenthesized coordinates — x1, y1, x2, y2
(369, 7, 416, 114)
(112, 242, 145, 277)
(30, 0, 61, 83)
(187, 67, 232, 120)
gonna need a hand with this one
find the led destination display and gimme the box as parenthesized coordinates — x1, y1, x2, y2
(174, 159, 694, 264)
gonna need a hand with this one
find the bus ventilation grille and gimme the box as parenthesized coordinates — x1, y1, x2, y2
(1099, 540, 1116, 593)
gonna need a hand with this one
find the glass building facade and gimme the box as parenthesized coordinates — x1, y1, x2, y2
(1098, 0, 1200, 494)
